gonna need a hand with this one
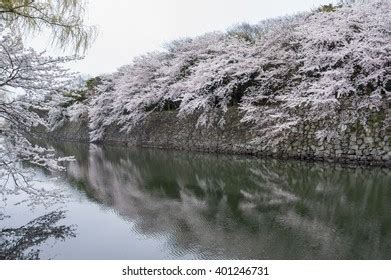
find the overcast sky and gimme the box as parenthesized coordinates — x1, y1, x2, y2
(32, 0, 334, 77)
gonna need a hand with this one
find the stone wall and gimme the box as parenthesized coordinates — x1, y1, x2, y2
(48, 107, 391, 167)
(48, 118, 89, 142)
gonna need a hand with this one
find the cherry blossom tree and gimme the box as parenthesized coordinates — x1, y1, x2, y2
(0, 0, 95, 207)
(0, 24, 77, 207)
(82, 0, 389, 145)
(240, 0, 390, 145)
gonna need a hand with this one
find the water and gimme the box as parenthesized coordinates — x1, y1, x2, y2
(1, 142, 391, 259)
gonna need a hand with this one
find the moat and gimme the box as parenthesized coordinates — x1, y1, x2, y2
(1, 143, 391, 259)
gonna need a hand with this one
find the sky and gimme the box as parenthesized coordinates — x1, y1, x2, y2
(32, 0, 334, 77)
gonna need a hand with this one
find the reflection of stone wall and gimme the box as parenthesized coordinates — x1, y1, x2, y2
(49, 108, 391, 166)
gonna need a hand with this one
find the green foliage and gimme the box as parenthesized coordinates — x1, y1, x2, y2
(317, 4, 342, 13)
(368, 111, 385, 127)
(60, 90, 87, 108)
(59, 77, 103, 108)
(85, 77, 102, 91)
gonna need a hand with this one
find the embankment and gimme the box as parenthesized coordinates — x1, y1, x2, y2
(47, 107, 391, 167)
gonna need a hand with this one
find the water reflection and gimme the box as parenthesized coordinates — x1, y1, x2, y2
(0, 211, 75, 260)
(51, 143, 391, 259)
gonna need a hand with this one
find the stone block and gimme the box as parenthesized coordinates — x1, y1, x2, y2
(364, 137, 374, 144)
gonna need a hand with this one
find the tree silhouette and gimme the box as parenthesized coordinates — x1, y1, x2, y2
(0, 210, 76, 260)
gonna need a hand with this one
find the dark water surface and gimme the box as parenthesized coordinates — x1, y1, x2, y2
(2, 143, 391, 259)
